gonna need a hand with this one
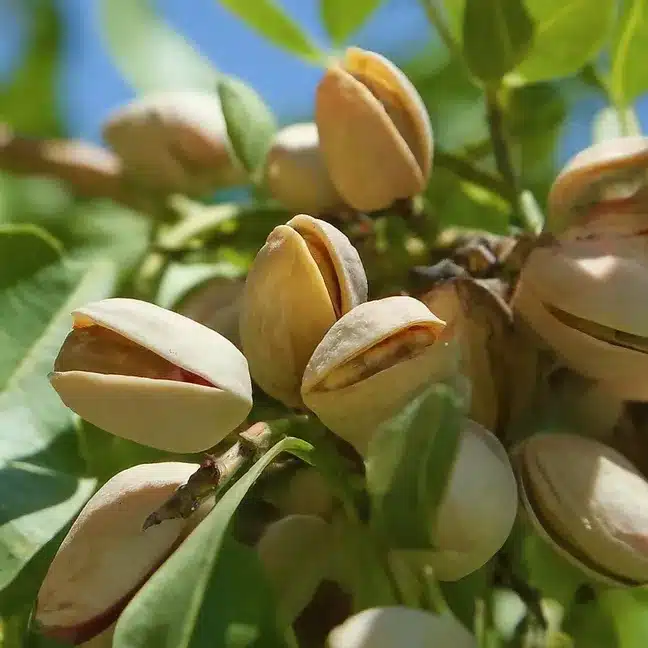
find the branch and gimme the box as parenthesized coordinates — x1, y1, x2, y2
(0, 123, 149, 214)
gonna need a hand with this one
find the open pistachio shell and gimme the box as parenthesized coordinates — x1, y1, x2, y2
(512, 238, 648, 400)
(240, 214, 368, 407)
(102, 90, 245, 195)
(315, 47, 433, 212)
(393, 420, 517, 581)
(50, 298, 253, 452)
(263, 122, 343, 213)
(257, 514, 332, 624)
(548, 136, 648, 233)
(327, 607, 476, 648)
(301, 296, 452, 454)
(80, 624, 115, 647)
(36, 462, 212, 644)
(514, 433, 648, 586)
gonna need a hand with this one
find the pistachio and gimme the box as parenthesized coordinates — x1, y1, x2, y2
(511, 237, 648, 400)
(514, 433, 648, 586)
(50, 298, 252, 452)
(301, 296, 452, 454)
(393, 419, 517, 581)
(547, 136, 648, 233)
(264, 467, 336, 519)
(315, 47, 433, 212)
(263, 122, 343, 213)
(80, 624, 115, 647)
(257, 515, 332, 623)
(240, 214, 368, 407)
(36, 462, 212, 644)
(327, 607, 476, 648)
(102, 90, 245, 195)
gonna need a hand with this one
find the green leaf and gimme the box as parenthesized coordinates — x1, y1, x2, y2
(99, 0, 219, 92)
(114, 436, 311, 648)
(320, 0, 383, 45)
(599, 590, 648, 648)
(509, 0, 615, 84)
(217, 76, 278, 177)
(462, 0, 534, 84)
(610, 0, 648, 107)
(0, 226, 116, 590)
(366, 382, 464, 549)
(217, 0, 324, 63)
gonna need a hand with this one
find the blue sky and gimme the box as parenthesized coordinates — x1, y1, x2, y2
(1, 0, 647, 167)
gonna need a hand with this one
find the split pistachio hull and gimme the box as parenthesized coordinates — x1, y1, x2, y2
(301, 296, 452, 454)
(514, 433, 648, 586)
(240, 214, 368, 406)
(263, 122, 342, 213)
(327, 607, 476, 648)
(50, 298, 253, 452)
(512, 238, 648, 400)
(257, 514, 332, 623)
(36, 462, 210, 644)
(394, 419, 517, 581)
(316, 47, 433, 212)
(102, 90, 245, 195)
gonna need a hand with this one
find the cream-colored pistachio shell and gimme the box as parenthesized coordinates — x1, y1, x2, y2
(316, 47, 433, 212)
(240, 214, 367, 406)
(548, 136, 648, 232)
(392, 420, 517, 581)
(102, 90, 245, 195)
(36, 462, 211, 644)
(301, 296, 452, 454)
(263, 122, 343, 213)
(257, 514, 332, 623)
(512, 241, 648, 399)
(514, 433, 648, 586)
(327, 607, 476, 648)
(50, 298, 252, 452)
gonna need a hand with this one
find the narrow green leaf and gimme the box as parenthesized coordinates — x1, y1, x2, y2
(321, 0, 383, 45)
(510, 0, 615, 84)
(114, 436, 311, 648)
(610, 0, 648, 107)
(0, 226, 116, 590)
(462, 0, 534, 84)
(217, 0, 324, 63)
(99, 0, 219, 92)
(366, 383, 464, 549)
(217, 76, 278, 176)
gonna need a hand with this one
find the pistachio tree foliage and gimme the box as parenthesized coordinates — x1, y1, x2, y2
(3, 0, 648, 646)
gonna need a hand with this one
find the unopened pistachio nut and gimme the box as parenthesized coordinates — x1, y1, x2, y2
(50, 298, 252, 452)
(102, 90, 245, 195)
(240, 214, 368, 406)
(393, 419, 517, 581)
(263, 122, 342, 213)
(315, 47, 433, 212)
(514, 433, 648, 586)
(327, 607, 476, 648)
(301, 296, 452, 454)
(257, 514, 332, 623)
(36, 462, 212, 644)
(512, 237, 648, 400)
(548, 136, 648, 233)
(264, 467, 336, 519)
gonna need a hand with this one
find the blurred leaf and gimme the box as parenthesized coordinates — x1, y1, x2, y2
(366, 382, 464, 549)
(509, 0, 615, 84)
(0, 0, 61, 135)
(217, 76, 278, 177)
(114, 435, 311, 648)
(599, 590, 648, 648)
(592, 105, 642, 142)
(321, 0, 383, 45)
(217, 0, 324, 63)
(462, 0, 534, 84)
(0, 226, 117, 591)
(610, 0, 648, 107)
(563, 596, 618, 648)
(100, 0, 219, 92)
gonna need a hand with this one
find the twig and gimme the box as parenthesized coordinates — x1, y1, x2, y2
(419, 0, 463, 61)
(142, 422, 277, 530)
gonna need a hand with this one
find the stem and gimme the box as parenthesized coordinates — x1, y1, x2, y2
(419, 0, 463, 61)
